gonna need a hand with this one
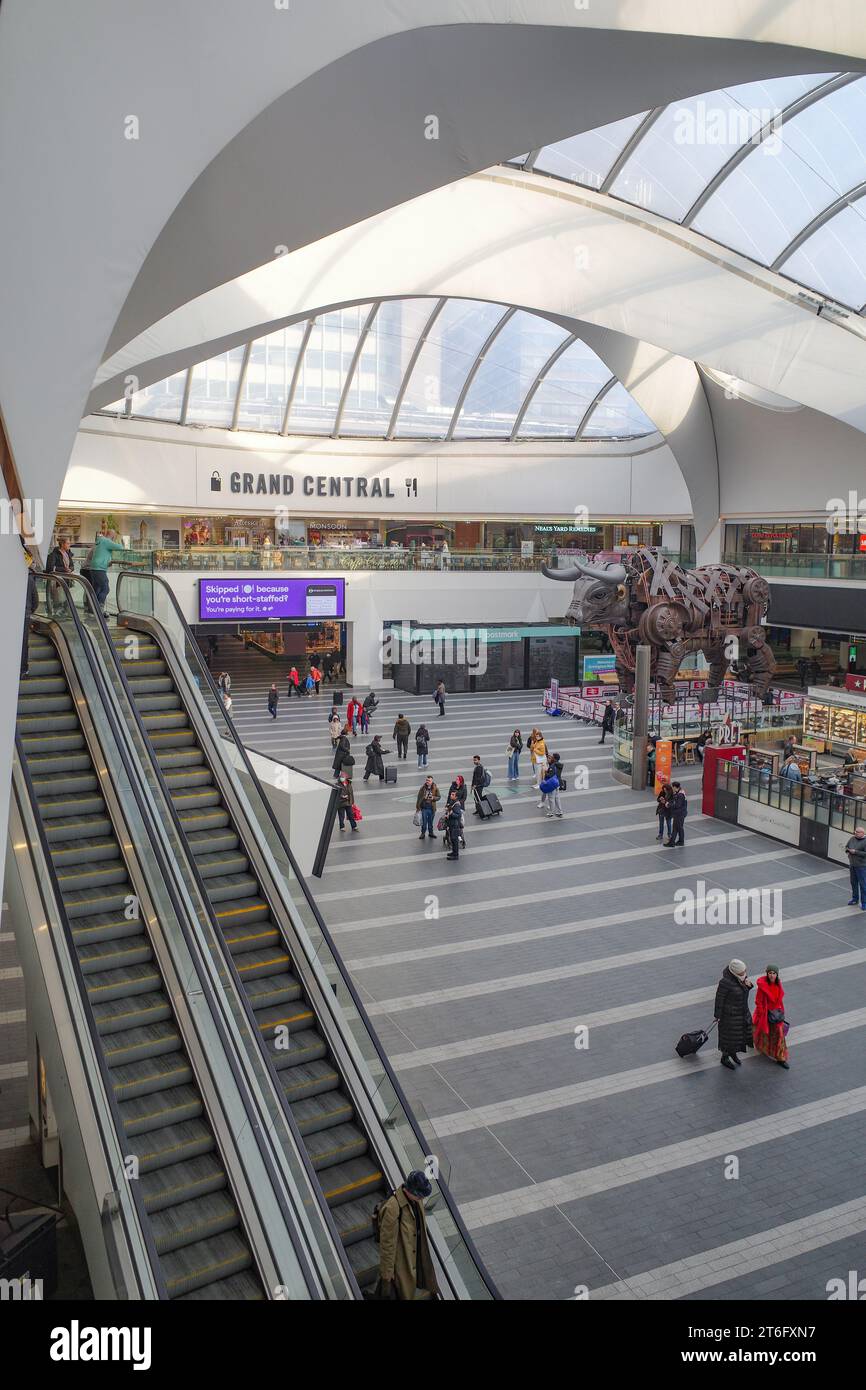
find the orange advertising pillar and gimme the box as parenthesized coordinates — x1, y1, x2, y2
(654, 740, 672, 794)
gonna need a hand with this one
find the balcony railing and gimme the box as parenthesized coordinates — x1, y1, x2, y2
(723, 550, 866, 581)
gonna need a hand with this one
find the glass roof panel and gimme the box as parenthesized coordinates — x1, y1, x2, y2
(532, 110, 647, 189)
(128, 370, 186, 422)
(338, 298, 435, 436)
(518, 338, 613, 437)
(582, 381, 656, 439)
(186, 346, 246, 428)
(779, 201, 866, 307)
(394, 298, 507, 437)
(235, 323, 307, 432)
(453, 311, 570, 437)
(285, 305, 367, 435)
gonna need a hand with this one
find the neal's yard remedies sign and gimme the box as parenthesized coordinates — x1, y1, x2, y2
(199, 577, 346, 622)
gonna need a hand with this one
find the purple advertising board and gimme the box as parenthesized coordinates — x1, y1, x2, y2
(198, 577, 345, 622)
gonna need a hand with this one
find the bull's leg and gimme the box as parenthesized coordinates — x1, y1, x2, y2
(744, 639, 777, 699)
(616, 660, 635, 694)
(653, 644, 679, 703)
(699, 643, 726, 703)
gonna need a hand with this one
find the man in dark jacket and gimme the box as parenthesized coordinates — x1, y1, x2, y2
(666, 782, 688, 846)
(332, 733, 353, 778)
(470, 754, 486, 814)
(363, 735, 389, 782)
(714, 960, 753, 1070)
(845, 825, 866, 907)
(393, 713, 411, 760)
(444, 794, 464, 860)
(599, 700, 615, 744)
(267, 683, 279, 719)
(415, 776, 439, 840)
(335, 775, 358, 833)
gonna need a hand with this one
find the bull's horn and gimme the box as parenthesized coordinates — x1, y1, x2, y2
(574, 558, 627, 585)
(541, 563, 583, 582)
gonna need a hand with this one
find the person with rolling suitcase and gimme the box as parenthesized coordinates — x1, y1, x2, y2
(471, 755, 487, 815)
(363, 734, 390, 784)
(713, 959, 753, 1071)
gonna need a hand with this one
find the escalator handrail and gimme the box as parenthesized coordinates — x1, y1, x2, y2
(117, 569, 502, 1300)
(61, 572, 361, 1299)
(12, 731, 164, 1300)
(33, 573, 325, 1301)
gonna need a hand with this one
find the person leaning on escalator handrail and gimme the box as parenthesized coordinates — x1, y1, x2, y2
(374, 1170, 440, 1301)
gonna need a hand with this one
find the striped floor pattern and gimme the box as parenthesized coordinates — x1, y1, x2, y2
(212, 639, 866, 1301)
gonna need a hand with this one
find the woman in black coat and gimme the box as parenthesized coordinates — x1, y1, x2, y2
(363, 735, 389, 782)
(332, 733, 353, 777)
(448, 775, 467, 808)
(714, 959, 754, 1070)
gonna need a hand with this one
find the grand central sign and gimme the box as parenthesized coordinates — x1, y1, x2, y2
(224, 470, 398, 499)
(197, 456, 429, 512)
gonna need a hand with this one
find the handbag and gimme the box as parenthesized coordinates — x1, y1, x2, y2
(767, 1008, 786, 1025)
(413, 811, 421, 827)
(436, 815, 446, 830)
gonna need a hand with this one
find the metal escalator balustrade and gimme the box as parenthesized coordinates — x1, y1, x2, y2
(16, 629, 266, 1301)
(114, 625, 386, 1292)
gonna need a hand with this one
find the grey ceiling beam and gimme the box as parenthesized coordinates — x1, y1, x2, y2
(509, 332, 577, 440)
(771, 179, 866, 271)
(445, 306, 515, 441)
(178, 366, 193, 425)
(600, 107, 665, 194)
(229, 340, 253, 430)
(280, 316, 316, 435)
(682, 73, 860, 228)
(385, 297, 446, 439)
(332, 301, 379, 437)
(575, 375, 616, 440)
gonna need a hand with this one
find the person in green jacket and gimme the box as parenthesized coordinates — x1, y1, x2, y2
(87, 529, 126, 612)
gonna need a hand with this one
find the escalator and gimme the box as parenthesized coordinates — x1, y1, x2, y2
(17, 629, 266, 1300)
(114, 626, 386, 1291)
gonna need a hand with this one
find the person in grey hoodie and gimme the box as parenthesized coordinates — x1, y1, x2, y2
(845, 825, 866, 908)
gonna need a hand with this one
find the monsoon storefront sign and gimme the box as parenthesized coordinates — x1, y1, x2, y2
(199, 577, 346, 621)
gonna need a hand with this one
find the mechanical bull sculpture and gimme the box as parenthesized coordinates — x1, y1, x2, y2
(542, 548, 775, 703)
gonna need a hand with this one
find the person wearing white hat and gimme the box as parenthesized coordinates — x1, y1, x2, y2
(713, 960, 754, 1071)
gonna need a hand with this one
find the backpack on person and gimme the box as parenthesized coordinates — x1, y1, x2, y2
(482, 769, 492, 788)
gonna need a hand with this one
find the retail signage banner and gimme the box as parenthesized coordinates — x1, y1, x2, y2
(199, 577, 346, 621)
(198, 455, 431, 513)
(582, 654, 617, 681)
(845, 673, 866, 692)
(654, 739, 672, 794)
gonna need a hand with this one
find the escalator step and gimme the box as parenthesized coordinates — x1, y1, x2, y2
(186, 827, 239, 857)
(102, 1020, 182, 1068)
(246, 973, 303, 1012)
(86, 963, 163, 1005)
(291, 1089, 354, 1137)
(321, 1158, 386, 1209)
(17, 694, 74, 716)
(44, 814, 113, 844)
(304, 1121, 368, 1172)
(77, 934, 152, 975)
(135, 694, 182, 714)
(221, 920, 281, 956)
(254, 995, 308, 1035)
(52, 836, 120, 868)
(17, 713, 79, 734)
(232, 946, 292, 982)
(20, 730, 85, 753)
(123, 676, 174, 695)
(149, 730, 197, 749)
(143, 711, 189, 730)
(56, 861, 129, 893)
(111, 1051, 194, 1103)
(346, 1237, 379, 1288)
(157, 748, 206, 771)
(278, 1056, 339, 1099)
(140, 1153, 227, 1214)
(25, 750, 90, 775)
(332, 1192, 381, 1247)
(150, 1190, 240, 1256)
(202, 872, 260, 905)
(194, 850, 248, 880)
(72, 913, 144, 948)
(163, 769, 214, 792)
(128, 1119, 215, 1175)
(63, 886, 136, 921)
(36, 791, 105, 819)
(171, 788, 223, 811)
(93, 991, 173, 1036)
(118, 1083, 202, 1137)
(178, 805, 229, 829)
(32, 772, 97, 797)
(174, 1271, 264, 1302)
(161, 1229, 252, 1299)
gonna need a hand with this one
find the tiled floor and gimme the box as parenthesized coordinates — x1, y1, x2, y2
(222, 643, 866, 1302)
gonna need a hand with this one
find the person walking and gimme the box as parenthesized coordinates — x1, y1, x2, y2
(217, 671, 231, 700)
(303, 672, 315, 697)
(329, 710, 342, 746)
(433, 679, 446, 717)
(599, 700, 616, 744)
(363, 734, 389, 783)
(415, 776, 439, 840)
(546, 752, 565, 816)
(845, 825, 866, 908)
(665, 782, 687, 846)
(361, 690, 378, 733)
(470, 754, 487, 815)
(374, 1170, 439, 1301)
(444, 793, 464, 861)
(310, 663, 322, 694)
(267, 682, 279, 719)
(656, 782, 674, 842)
(335, 774, 359, 833)
(752, 965, 789, 1069)
(415, 723, 430, 768)
(538, 763, 562, 819)
(529, 729, 547, 791)
(714, 959, 753, 1070)
(393, 712, 411, 761)
(332, 731, 354, 779)
(287, 665, 300, 698)
(507, 729, 523, 781)
(87, 527, 126, 613)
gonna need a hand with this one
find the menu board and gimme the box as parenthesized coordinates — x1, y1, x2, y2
(857, 711, 866, 747)
(831, 706, 857, 744)
(804, 701, 829, 739)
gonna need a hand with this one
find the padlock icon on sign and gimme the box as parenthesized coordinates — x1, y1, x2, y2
(210, 470, 221, 492)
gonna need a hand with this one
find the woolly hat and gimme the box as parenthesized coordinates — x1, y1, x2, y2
(728, 959, 747, 979)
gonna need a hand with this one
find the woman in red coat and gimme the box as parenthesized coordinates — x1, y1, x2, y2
(752, 964, 789, 1069)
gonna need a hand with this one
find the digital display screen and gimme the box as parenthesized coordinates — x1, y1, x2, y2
(198, 577, 345, 622)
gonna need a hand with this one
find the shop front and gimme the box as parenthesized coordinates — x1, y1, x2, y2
(385, 622, 579, 694)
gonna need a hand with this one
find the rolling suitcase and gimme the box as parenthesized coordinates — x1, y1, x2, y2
(483, 792, 503, 816)
(385, 765, 398, 784)
(675, 1019, 716, 1058)
(333, 690, 343, 706)
(476, 797, 494, 819)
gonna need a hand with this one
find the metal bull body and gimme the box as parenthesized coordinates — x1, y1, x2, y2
(542, 548, 775, 702)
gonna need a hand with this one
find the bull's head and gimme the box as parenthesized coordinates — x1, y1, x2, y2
(542, 557, 630, 626)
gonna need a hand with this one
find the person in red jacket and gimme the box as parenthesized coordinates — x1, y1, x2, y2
(752, 964, 789, 1070)
(346, 696, 360, 736)
(286, 665, 300, 698)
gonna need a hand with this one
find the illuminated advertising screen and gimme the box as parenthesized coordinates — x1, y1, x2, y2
(199, 577, 345, 621)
